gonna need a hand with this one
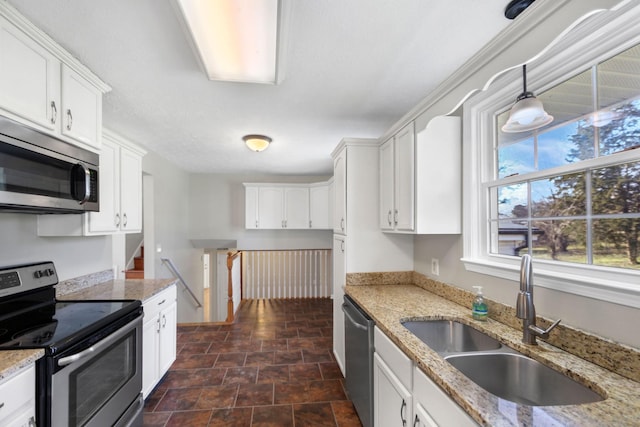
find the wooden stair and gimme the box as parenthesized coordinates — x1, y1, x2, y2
(125, 246, 144, 279)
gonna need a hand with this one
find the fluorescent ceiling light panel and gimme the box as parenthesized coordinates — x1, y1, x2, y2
(173, 0, 280, 84)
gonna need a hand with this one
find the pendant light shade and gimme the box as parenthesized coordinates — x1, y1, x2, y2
(502, 65, 553, 133)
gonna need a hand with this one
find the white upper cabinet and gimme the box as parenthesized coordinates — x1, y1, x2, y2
(61, 65, 102, 149)
(283, 187, 309, 229)
(0, 4, 109, 151)
(379, 122, 415, 232)
(244, 183, 330, 230)
(37, 130, 146, 236)
(379, 116, 461, 234)
(0, 15, 59, 131)
(309, 182, 330, 229)
(332, 146, 347, 235)
(414, 115, 461, 234)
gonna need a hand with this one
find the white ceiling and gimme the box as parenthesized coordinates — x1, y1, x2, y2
(7, 0, 512, 175)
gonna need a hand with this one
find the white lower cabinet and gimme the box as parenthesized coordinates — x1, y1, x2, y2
(374, 327, 413, 427)
(0, 364, 35, 427)
(413, 366, 477, 427)
(374, 326, 478, 427)
(333, 234, 346, 373)
(142, 285, 177, 398)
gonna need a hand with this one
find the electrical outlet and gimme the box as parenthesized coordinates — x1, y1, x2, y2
(431, 258, 439, 276)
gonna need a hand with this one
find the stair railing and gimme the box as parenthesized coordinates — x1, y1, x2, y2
(161, 258, 203, 308)
(226, 250, 242, 322)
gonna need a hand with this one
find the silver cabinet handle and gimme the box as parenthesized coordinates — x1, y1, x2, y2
(309, 220, 312, 228)
(413, 414, 419, 427)
(115, 213, 121, 227)
(400, 399, 407, 426)
(157, 299, 166, 306)
(255, 220, 259, 228)
(394, 209, 399, 226)
(66, 109, 73, 131)
(340, 240, 345, 252)
(162, 314, 167, 328)
(156, 318, 161, 333)
(123, 213, 128, 227)
(59, 346, 95, 366)
(0, 402, 4, 409)
(340, 218, 345, 231)
(388, 209, 392, 226)
(50, 101, 57, 124)
(29, 415, 36, 427)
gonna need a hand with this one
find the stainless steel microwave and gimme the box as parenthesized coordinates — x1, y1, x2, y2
(0, 115, 99, 214)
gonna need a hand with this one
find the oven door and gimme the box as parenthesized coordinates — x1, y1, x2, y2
(50, 316, 142, 427)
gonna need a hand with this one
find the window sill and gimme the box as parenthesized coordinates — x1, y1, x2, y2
(461, 256, 640, 308)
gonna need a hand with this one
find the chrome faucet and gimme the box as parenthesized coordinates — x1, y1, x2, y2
(516, 254, 561, 345)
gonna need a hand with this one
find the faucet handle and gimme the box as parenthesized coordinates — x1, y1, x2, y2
(529, 318, 562, 339)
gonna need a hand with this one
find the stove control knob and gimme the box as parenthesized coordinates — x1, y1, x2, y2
(34, 270, 43, 279)
(45, 268, 54, 276)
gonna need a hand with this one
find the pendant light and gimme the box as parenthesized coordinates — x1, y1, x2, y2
(501, 65, 553, 133)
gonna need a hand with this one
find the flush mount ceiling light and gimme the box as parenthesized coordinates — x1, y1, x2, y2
(501, 64, 553, 133)
(171, 0, 288, 84)
(243, 135, 272, 152)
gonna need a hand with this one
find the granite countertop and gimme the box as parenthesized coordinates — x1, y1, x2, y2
(346, 284, 640, 427)
(0, 350, 43, 382)
(57, 278, 178, 302)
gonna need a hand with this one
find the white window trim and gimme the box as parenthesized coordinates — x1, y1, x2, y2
(462, 3, 640, 309)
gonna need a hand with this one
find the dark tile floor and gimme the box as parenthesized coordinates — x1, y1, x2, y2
(143, 298, 362, 427)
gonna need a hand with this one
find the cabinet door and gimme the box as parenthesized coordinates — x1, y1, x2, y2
(245, 186, 259, 229)
(379, 138, 395, 230)
(258, 187, 284, 229)
(309, 184, 329, 229)
(284, 187, 309, 229)
(159, 301, 177, 375)
(142, 314, 160, 398)
(333, 147, 347, 234)
(414, 402, 438, 427)
(394, 122, 415, 232)
(61, 65, 101, 149)
(120, 146, 143, 232)
(374, 353, 412, 427)
(0, 16, 59, 130)
(332, 235, 346, 373)
(88, 139, 120, 233)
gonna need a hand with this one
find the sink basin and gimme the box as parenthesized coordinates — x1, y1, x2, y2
(446, 353, 604, 406)
(402, 320, 502, 354)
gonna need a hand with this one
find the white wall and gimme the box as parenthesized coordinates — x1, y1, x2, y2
(414, 235, 640, 348)
(0, 213, 112, 280)
(142, 151, 203, 323)
(188, 173, 333, 250)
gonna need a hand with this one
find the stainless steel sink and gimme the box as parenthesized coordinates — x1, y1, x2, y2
(445, 353, 604, 406)
(402, 320, 502, 354)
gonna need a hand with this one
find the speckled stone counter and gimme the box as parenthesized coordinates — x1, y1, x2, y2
(0, 350, 43, 381)
(57, 278, 178, 302)
(345, 283, 640, 426)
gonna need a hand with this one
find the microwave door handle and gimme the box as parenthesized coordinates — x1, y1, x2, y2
(72, 163, 91, 205)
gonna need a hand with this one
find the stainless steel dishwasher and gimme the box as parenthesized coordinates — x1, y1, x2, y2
(342, 295, 375, 427)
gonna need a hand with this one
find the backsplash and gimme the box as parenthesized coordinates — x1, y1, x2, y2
(346, 271, 640, 383)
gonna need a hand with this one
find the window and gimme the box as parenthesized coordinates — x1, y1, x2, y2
(463, 6, 640, 307)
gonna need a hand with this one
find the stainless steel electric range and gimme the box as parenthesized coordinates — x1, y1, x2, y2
(0, 262, 143, 427)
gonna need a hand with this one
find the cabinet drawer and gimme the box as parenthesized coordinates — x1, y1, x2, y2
(143, 285, 177, 320)
(374, 326, 412, 389)
(0, 364, 35, 422)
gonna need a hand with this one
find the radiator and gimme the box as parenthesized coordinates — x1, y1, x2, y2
(243, 250, 332, 299)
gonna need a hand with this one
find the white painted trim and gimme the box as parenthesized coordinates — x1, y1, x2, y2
(103, 128, 147, 157)
(462, 1, 640, 309)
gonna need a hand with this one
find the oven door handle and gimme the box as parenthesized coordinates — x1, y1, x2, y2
(58, 346, 96, 367)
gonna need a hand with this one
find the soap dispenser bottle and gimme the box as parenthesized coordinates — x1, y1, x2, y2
(472, 286, 488, 321)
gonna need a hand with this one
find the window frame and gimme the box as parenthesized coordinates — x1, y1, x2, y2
(462, 5, 640, 308)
